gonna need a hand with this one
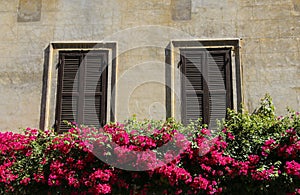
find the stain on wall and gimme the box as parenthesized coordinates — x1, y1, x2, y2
(292, 0, 300, 11)
(17, 0, 42, 22)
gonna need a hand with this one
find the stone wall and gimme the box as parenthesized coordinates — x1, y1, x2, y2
(0, 0, 299, 131)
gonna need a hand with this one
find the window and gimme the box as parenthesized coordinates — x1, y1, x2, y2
(55, 50, 108, 132)
(179, 48, 233, 128)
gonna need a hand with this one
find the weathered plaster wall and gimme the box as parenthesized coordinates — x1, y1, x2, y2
(0, 0, 299, 131)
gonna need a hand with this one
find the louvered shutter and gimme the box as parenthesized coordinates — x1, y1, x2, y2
(181, 50, 205, 125)
(207, 49, 232, 129)
(180, 48, 232, 129)
(56, 53, 81, 132)
(56, 51, 108, 132)
(83, 51, 107, 127)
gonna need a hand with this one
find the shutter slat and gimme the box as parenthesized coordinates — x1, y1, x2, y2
(209, 91, 227, 129)
(208, 55, 226, 90)
(59, 96, 78, 132)
(83, 95, 101, 127)
(85, 54, 103, 93)
(185, 93, 203, 122)
(185, 54, 203, 91)
(62, 56, 80, 93)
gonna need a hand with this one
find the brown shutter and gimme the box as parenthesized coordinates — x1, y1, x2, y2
(207, 49, 232, 130)
(180, 49, 205, 125)
(56, 53, 81, 132)
(83, 51, 108, 127)
(180, 48, 232, 128)
(56, 51, 108, 133)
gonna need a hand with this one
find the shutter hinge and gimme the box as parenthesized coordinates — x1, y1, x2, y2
(177, 55, 184, 68)
(56, 58, 62, 69)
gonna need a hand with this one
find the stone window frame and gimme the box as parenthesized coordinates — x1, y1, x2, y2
(165, 39, 242, 125)
(39, 42, 117, 131)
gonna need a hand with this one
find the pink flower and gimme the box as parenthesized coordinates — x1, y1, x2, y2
(227, 132, 235, 140)
(75, 160, 85, 170)
(67, 177, 80, 188)
(191, 175, 209, 190)
(20, 177, 31, 186)
(265, 138, 276, 146)
(33, 173, 45, 183)
(93, 183, 111, 194)
(248, 155, 260, 164)
(285, 161, 300, 177)
(201, 128, 211, 136)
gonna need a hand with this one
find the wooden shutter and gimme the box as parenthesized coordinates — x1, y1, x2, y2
(207, 49, 232, 129)
(180, 50, 205, 125)
(56, 53, 81, 132)
(56, 51, 108, 132)
(83, 51, 108, 127)
(180, 48, 232, 129)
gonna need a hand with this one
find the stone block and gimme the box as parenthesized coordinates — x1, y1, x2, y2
(240, 53, 260, 79)
(277, 19, 297, 38)
(221, 20, 238, 37)
(254, 52, 299, 68)
(237, 0, 253, 7)
(53, 26, 64, 40)
(41, 0, 57, 11)
(17, 0, 42, 22)
(221, 4, 238, 21)
(39, 11, 55, 25)
(116, 61, 166, 121)
(291, 19, 300, 38)
(0, 0, 18, 12)
(17, 25, 54, 45)
(292, 0, 300, 16)
(0, 43, 18, 59)
(241, 38, 261, 53)
(56, 25, 93, 40)
(140, 0, 171, 10)
(200, 20, 227, 37)
(171, 0, 191, 20)
(292, 0, 300, 12)
(0, 12, 16, 25)
(0, 25, 18, 44)
(260, 38, 298, 53)
(192, 0, 235, 21)
(254, 0, 288, 6)
(16, 86, 41, 129)
(198, 7, 223, 21)
(252, 4, 292, 20)
(261, 20, 281, 38)
(192, 0, 229, 8)
(56, 0, 91, 12)
(92, 24, 106, 40)
(128, 82, 166, 120)
(237, 19, 279, 38)
(237, 20, 264, 38)
(237, 6, 253, 21)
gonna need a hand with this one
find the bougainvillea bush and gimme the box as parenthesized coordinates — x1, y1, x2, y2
(0, 95, 299, 194)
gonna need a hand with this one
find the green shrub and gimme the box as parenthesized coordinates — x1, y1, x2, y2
(219, 94, 300, 194)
